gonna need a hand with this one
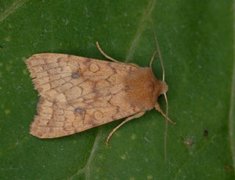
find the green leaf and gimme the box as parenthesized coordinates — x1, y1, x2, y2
(0, 0, 234, 179)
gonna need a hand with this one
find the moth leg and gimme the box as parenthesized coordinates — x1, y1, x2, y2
(149, 50, 157, 68)
(154, 102, 175, 124)
(105, 111, 145, 144)
(96, 42, 119, 62)
(96, 41, 140, 68)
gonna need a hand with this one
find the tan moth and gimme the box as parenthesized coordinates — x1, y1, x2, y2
(26, 42, 173, 142)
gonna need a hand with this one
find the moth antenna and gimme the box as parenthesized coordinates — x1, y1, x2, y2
(154, 102, 174, 159)
(163, 92, 169, 161)
(153, 32, 170, 120)
(153, 30, 175, 161)
(153, 33, 165, 82)
(96, 42, 119, 62)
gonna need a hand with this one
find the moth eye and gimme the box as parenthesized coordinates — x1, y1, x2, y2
(71, 71, 80, 79)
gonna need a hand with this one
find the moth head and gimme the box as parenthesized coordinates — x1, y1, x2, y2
(154, 79, 175, 124)
(158, 80, 168, 95)
(153, 78, 168, 99)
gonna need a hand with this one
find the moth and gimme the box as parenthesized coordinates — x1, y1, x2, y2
(26, 42, 173, 142)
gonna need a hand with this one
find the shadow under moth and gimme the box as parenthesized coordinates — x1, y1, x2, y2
(26, 42, 173, 142)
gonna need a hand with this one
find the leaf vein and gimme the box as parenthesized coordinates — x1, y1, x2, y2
(125, 0, 156, 62)
(68, 129, 103, 180)
(0, 0, 29, 24)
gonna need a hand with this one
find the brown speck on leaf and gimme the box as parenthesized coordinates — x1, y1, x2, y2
(183, 136, 194, 148)
(203, 129, 208, 137)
